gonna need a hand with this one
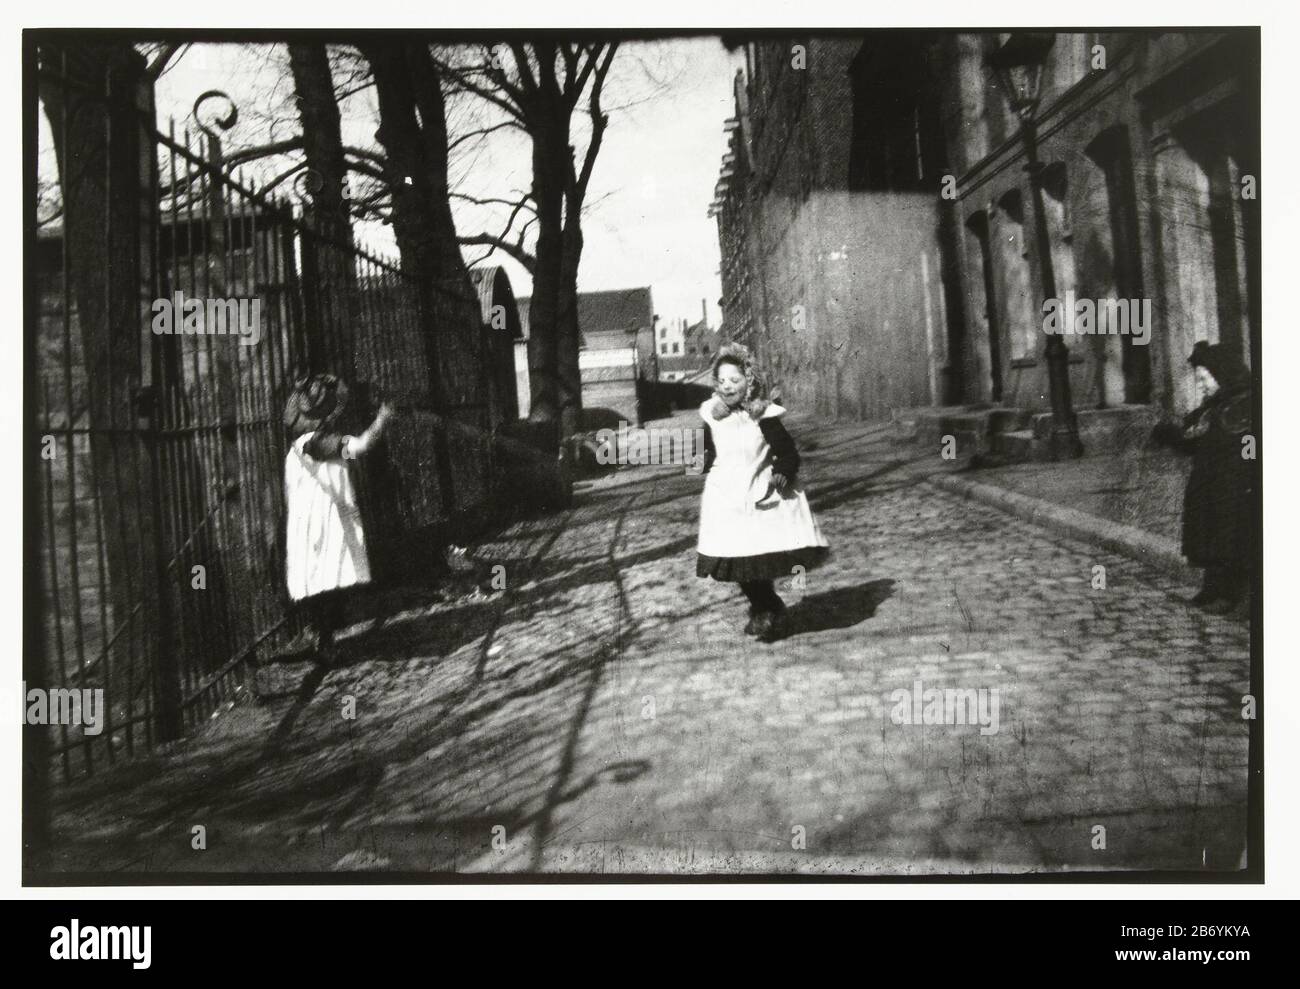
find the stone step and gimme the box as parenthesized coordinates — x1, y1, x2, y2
(905, 405, 1028, 446)
(987, 408, 1034, 434)
(905, 402, 1159, 465)
(1029, 405, 1159, 451)
(946, 428, 981, 458)
(989, 428, 1041, 462)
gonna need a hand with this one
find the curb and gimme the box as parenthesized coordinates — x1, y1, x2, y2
(926, 471, 1197, 582)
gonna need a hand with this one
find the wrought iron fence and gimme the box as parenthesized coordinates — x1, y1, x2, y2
(33, 44, 547, 783)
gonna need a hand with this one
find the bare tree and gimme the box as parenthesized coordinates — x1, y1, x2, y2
(438, 42, 619, 444)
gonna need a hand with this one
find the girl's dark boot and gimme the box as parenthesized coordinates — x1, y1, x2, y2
(759, 593, 787, 643)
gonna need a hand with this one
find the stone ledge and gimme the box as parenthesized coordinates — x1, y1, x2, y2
(927, 471, 1196, 581)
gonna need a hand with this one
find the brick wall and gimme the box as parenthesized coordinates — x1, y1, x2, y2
(717, 39, 947, 422)
(718, 32, 1259, 423)
(942, 31, 1258, 415)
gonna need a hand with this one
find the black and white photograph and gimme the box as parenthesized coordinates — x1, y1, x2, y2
(16, 7, 1280, 902)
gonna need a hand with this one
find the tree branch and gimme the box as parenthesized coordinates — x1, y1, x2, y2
(343, 144, 387, 165)
(37, 205, 64, 229)
(447, 119, 523, 153)
(560, 44, 578, 94)
(574, 43, 617, 207)
(344, 156, 388, 183)
(259, 160, 309, 195)
(439, 60, 526, 121)
(145, 43, 186, 79)
(535, 41, 561, 102)
(336, 79, 376, 101)
(501, 43, 536, 103)
(223, 136, 305, 168)
(566, 42, 604, 108)
(448, 191, 537, 217)
(509, 43, 539, 99)
(459, 232, 536, 273)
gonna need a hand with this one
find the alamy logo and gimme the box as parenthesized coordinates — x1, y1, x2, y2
(594, 422, 706, 474)
(151, 291, 262, 346)
(889, 678, 1001, 735)
(50, 920, 151, 969)
(21, 682, 104, 736)
(1042, 291, 1151, 346)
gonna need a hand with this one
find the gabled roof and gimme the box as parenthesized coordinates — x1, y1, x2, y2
(518, 287, 655, 347)
(577, 287, 654, 339)
(657, 354, 708, 375)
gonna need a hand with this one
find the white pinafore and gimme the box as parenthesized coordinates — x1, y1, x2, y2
(697, 402, 827, 561)
(284, 431, 371, 601)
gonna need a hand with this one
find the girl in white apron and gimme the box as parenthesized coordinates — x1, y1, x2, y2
(696, 344, 829, 641)
(282, 374, 392, 658)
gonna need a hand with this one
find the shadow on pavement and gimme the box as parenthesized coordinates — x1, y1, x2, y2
(776, 578, 896, 640)
(805, 460, 915, 513)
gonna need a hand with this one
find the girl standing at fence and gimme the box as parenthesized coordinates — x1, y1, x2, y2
(696, 344, 829, 642)
(282, 373, 392, 657)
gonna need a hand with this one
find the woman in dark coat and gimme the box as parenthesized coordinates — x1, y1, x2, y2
(1153, 341, 1255, 612)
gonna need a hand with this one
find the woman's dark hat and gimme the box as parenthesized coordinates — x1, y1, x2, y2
(1188, 341, 1250, 390)
(283, 373, 349, 435)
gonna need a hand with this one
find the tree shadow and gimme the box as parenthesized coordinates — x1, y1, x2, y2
(44, 480, 660, 877)
(48, 619, 643, 867)
(805, 460, 913, 513)
(774, 578, 896, 641)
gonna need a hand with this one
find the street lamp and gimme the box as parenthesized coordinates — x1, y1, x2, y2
(989, 33, 1084, 459)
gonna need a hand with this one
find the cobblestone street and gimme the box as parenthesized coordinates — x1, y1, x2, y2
(49, 413, 1252, 876)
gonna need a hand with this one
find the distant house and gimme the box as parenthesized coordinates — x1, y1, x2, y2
(684, 315, 718, 360)
(517, 286, 658, 426)
(657, 317, 685, 359)
(657, 353, 708, 383)
(655, 302, 718, 382)
(575, 287, 658, 378)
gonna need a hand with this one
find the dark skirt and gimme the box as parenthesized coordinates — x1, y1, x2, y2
(696, 546, 830, 582)
(1182, 459, 1253, 567)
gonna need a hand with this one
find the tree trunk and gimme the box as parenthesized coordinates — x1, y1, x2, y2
(525, 115, 568, 442)
(557, 213, 583, 439)
(38, 41, 182, 741)
(405, 43, 489, 433)
(362, 42, 461, 519)
(288, 43, 360, 378)
(365, 42, 504, 527)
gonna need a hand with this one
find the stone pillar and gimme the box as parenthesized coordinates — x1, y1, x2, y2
(1151, 131, 1216, 414)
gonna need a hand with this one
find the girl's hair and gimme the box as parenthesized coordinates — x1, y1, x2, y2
(711, 342, 770, 418)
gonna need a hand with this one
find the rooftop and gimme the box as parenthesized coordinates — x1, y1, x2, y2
(519, 287, 655, 346)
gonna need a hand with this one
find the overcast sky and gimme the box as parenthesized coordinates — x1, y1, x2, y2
(135, 38, 741, 332)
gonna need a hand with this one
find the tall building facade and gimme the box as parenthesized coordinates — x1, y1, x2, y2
(712, 31, 1259, 422)
(713, 37, 955, 420)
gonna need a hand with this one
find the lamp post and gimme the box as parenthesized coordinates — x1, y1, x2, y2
(989, 33, 1084, 459)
